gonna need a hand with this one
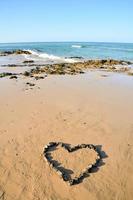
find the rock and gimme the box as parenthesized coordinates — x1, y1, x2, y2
(26, 82, 35, 87)
(53, 167, 58, 172)
(14, 50, 31, 55)
(23, 60, 34, 64)
(50, 162, 55, 168)
(57, 170, 62, 177)
(72, 146, 79, 151)
(63, 145, 69, 151)
(44, 145, 48, 149)
(92, 163, 97, 168)
(0, 51, 13, 55)
(47, 143, 52, 147)
(87, 165, 92, 170)
(86, 144, 93, 149)
(62, 173, 69, 181)
(43, 148, 47, 153)
(0, 49, 31, 56)
(35, 76, 45, 80)
(28, 59, 132, 76)
(45, 152, 49, 157)
(24, 71, 30, 76)
(81, 144, 87, 148)
(0, 72, 14, 78)
(6, 64, 17, 67)
(49, 142, 57, 147)
(65, 56, 84, 59)
(60, 143, 65, 147)
(10, 75, 18, 79)
(69, 179, 78, 185)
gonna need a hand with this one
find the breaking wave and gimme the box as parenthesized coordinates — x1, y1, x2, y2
(24, 49, 78, 63)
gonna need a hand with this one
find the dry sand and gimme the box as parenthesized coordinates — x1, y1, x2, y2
(0, 70, 133, 200)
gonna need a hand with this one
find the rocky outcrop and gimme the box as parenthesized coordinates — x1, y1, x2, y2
(0, 49, 31, 56)
(0, 59, 132, 80)
(0, 72, 16, 78)
(23, 59, 131, 76)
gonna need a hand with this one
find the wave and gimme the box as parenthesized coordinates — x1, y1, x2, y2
(23, 49, 78, 63)
(72, 45, 82, 48)
(72, 44, 89, 49)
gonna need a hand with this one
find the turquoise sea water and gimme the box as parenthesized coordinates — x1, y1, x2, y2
(0, 42, 133, 63)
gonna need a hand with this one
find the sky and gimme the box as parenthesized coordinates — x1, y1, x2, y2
(0, 0, 133, 43)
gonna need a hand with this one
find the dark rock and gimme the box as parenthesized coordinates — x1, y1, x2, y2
(24, 71, 30, 76)
(6, 64, 17, 67)
(0, 72, 14, 78)
(81, 144, 87, 148)
(23, 60, 34, 64)
(14, 50, 32, 55)
(0, 49, 31, 56)
(62, 173, 69, 181)
(10, 75, 18, 79)
(69, 179, 79, 185)
(49, 142, 57, 147)
(26, 82, 35, 87)
(35, 76, 45, 80)
(65, 56, 84, 59)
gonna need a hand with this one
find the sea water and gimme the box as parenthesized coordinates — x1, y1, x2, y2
(0, 42, 133, 65)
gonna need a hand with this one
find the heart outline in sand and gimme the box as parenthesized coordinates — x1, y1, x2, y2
(43, 142, 105, 185)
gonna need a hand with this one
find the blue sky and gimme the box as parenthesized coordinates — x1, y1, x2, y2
(0, 0, 133, 43)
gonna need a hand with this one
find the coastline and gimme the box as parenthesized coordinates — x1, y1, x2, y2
(0, 49, 133, 79)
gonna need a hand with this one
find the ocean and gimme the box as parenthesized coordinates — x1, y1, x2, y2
(0, 42, 133, 65)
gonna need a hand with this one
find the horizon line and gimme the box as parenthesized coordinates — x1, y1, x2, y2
(0, 41, 133, 45)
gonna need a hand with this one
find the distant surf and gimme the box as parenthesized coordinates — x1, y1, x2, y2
(72, 45, 82, 48)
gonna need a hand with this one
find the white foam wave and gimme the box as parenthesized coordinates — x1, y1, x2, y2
(23, 49, 77, 63)
(72, 45, 82, 48)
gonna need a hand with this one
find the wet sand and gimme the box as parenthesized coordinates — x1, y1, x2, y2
(0, 71, 133, 200)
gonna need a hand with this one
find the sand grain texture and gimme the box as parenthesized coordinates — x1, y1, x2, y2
(0, 71, 133, 200)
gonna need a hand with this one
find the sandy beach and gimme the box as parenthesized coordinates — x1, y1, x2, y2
(0, 69, 133, 200)
(0, 0, 133, 197)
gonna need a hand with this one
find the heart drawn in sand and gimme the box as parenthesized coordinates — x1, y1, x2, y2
(43, 142, 104, 186)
